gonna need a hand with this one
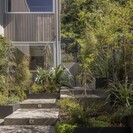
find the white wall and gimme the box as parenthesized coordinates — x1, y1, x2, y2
(0, 0, 4, 36)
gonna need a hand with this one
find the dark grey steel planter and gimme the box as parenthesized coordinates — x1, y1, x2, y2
(96, 77, 108, 89)
(73, 127, 132, 133)
(28, 93, 60, 99)
(0, 104, 19, 119)
(127, 116, 133, 133)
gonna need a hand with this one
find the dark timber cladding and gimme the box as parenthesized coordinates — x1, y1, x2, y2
(0, 0, 4, 34)
(4, 14, 55, 42)
(8, 0, 29, 12)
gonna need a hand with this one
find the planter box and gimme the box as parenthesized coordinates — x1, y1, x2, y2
(73, 127, 132, 133)
(0, 104, 19, 119)
(28, 93, 60, 99)
(127, 116, 133, 133)
(96, 78, 108, 89)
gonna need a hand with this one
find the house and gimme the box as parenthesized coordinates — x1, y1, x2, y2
(0, 0, 61, 73)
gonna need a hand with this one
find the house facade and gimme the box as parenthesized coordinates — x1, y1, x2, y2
(0, 0, 61, 72)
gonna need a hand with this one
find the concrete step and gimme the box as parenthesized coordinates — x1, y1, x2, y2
(60, 94, 105, 99)
(20, 99, 58, 109)
(0, 119, 4, 125)
(28, 93, 60, 99)
(4, 108, 59, 125)
(0, 125, 55, 133)
(60, 87, 108, 97)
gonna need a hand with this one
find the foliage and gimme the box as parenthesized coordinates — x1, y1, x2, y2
(55, 122, 77, 133)
(89, 119, 111, 127)
(15, 51, 32, 96)
(59, 99, 109, 127)
(0, 35, 16, 94)
(107, 80, 133, 107)
(62, 0, 133, 82)
(0, 36, 31, 103)
(0, 93, 20, 106)
(31, 84, 44, 93)
(59, 97, 133, 127)
(111, 106, 133, 125)
(59, 98, 89, 126)
(33, 65, 73, 93)
(77, 54, 95, 88)
(62, 56, 74, 62)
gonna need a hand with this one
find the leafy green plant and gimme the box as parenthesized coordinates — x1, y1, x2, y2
(111, 106, 133, 126)
(0, 36, 31, 101)
(59, 98, 89, 126)
(62, 56, 74, 62)
(0, 93, 20, 106)
(89, 119, 111, 127)
(55, 122, 77, 133)
(107, 80, 133, 107)
(33, 65, 73, 93)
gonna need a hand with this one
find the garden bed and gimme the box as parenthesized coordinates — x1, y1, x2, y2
(28, 93, 60, 99)
(73, 127, 132, 133)
(0, 104, 19, 119)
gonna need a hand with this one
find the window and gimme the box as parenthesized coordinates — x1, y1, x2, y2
(7, 0, 54, 13)
(27, 0, 54, 12)
(13, 44, 54, 70)
(8, 0, 11, 12)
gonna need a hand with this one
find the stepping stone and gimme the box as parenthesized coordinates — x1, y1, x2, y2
(28, 93, 60, 99)
(4, 108, 59, 125)
(61, 87, 108, 97)
(0, 119, 4, 125)
(0, 125, 55, 133)
(20, 99, 58, 109)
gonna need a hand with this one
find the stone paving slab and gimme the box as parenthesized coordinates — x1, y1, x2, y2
(60, 94, 101, 98)
(21, 99, 57, 104)
(4, 109, 59, 125)
(0, 119, 4, 125)
(20, 99, 58, 109)
(5, 109, 59, 119)
(60, 88, 108, 96)
(0, 125, 55, 133)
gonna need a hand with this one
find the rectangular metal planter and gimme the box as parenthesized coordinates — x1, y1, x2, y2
(28, 93, 60, 99)
(0, 104, 19, 119)
(73, 127, 132, 133)
(96, 77, 108, 89)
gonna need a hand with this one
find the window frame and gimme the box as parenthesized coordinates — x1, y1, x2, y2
(5, 0, 55, 14)
(12, 41, 57, 69)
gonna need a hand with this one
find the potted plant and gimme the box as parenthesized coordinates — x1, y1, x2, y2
(0, 93, 20, 119)
(30, 65, 73, 99)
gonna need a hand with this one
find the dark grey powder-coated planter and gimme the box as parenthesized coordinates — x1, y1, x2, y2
(73, 127, 132, 133)
(28, 93, 60, 99)
(0, 104, 19, 119)
(127, 116, 133, 133)
(96, 77, 108, 89)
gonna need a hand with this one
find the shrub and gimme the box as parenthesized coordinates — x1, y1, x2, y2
(89, 119, 111, 127)
(32, 65, 73, 93)
(0, 93, 20, 106)
(55, 122, 77, 133)
(60, 99, 90, 126)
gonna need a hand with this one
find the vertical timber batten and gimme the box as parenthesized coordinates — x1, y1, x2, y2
(0, 0, 4, 36)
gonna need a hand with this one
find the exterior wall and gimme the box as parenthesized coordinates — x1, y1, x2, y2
(0, 0, 4, 36)
(4, 14, 55, 42)
(2, 0, 61, 68)
(9, 0, 29, 12)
